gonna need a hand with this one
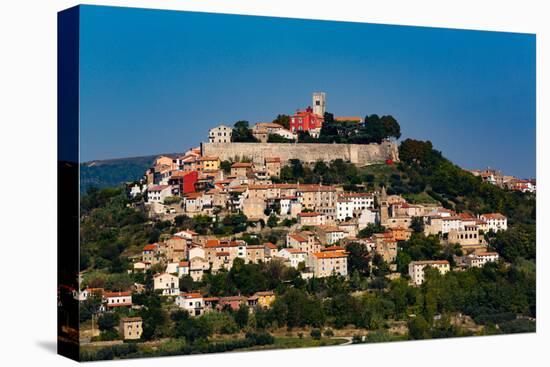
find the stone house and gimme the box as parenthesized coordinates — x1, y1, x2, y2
(119, 317, 143, 340)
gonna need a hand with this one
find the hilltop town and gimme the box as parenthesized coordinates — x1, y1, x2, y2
(74, 93, 536, 360)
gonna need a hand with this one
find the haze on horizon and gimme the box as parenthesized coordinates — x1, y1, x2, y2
(79, 5, 536, 178)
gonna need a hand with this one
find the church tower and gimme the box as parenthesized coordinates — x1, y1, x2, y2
(378, 185, 389, 225)
(312, 92, 326, 116)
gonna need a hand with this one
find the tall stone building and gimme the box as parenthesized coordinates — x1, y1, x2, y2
(312, 92, 326, 116)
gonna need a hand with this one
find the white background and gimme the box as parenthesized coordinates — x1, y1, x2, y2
(0, 0, 547, 365)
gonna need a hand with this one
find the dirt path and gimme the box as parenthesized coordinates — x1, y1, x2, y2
(333, 336, 353, 346)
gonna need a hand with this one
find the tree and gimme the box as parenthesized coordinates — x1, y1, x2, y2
(179, 275, 195, 292)
(410, 216, 424, 233)
(220, 160, 232, 173)
(408, 315, 431, 340)
(79, 290, 103, 322)
(345, 242, 371, 276)
(358, 223, 386, 238)
(98, 313, 119, 332)
(489, 224, 536, 261)
(380, 115, 401, 140)
(232, 121, 258, 142)
(272, 114, 290, 130)
(171, 310, 212, 343)
(398, 139, 439, 166)
(310, 328, 322, 340)
(267, 213, 279, 228)
(234, 304, 250, 330)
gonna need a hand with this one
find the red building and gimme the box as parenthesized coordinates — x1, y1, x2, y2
(289, 106, 324, 133)
(168, 170, 198, 195)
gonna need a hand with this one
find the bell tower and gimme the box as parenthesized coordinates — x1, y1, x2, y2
(312, 92, 326, 116)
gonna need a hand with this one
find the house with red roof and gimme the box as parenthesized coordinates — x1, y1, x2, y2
(142, 243, 160, 264)
(104, 291, 132, 309)
(479, 213, 508, 232)
(298, 211, 326, 226)
(175, 293, 204, 316)
(147, 185, 173, 203)
(290, 106, 324, 135)
(308, 250, 348, 278)
(168, 170, 198, 195)
(231, 162, 254, 177)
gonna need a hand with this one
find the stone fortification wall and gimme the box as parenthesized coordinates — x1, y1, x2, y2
(201, 141, 399, 166)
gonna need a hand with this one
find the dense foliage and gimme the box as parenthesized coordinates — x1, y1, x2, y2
(398, 139, 536, 225)
(277, 159, 364, 189)
(313, 114, 401, 144)
(231, 121, 258, 142)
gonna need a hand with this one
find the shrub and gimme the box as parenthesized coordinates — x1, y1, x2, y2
(310, 328, 322, 340)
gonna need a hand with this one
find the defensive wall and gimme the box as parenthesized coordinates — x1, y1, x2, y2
(201, 141, 399, 166)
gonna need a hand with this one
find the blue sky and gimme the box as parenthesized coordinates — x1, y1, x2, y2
(79, 5, 536, 178)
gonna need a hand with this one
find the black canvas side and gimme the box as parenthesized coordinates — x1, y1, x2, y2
(57, 5, 81, 362)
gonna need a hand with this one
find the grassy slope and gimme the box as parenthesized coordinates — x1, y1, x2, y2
(359, 163, 441, 205)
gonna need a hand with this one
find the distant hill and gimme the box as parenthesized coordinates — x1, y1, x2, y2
(79, 153, 182, 194)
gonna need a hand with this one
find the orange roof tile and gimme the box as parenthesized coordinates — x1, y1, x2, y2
(313, 251, 348, 259)
(298, 212, 323, 217)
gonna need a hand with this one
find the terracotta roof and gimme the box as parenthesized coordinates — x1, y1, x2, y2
(298, 212, 323, 217)
(179, 261, 190, 267)
(318, 226, 342, 233)
(205, 239, 220, 248)
(205, 239, 242, 248)
(288, 233, 307, 242)
(171, 170, 196, 177)
(121, 317, 142, 322)
(312, 251, 348, 259)
(480, 213, 507, 220)
(253, 291, 275, 296)
(255, 122, 284, 129)
(219, 296, 248, 302)
(231, 162, 253, 168)
(457, 213, 476, 220)
(323, 246, 346, 252)
(84, 287, 104, 294)
(264, 242, 278, 249)
(410, 260, 450, 266)
(272, 183, 298, 189)
(179, 292, 202, 299)
(143, 244, 158, 251)
(265, 157, 281, 163)
(248, 184, 272, 190)
(148, 185, 171, 192)
(442, 216, 462, 221)
(281, 248, 306, 254)
(198, 156, 219, 161)
(298, 184, 336, 192)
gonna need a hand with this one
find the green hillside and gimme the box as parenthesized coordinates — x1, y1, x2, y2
(79, 153, 182, 194)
